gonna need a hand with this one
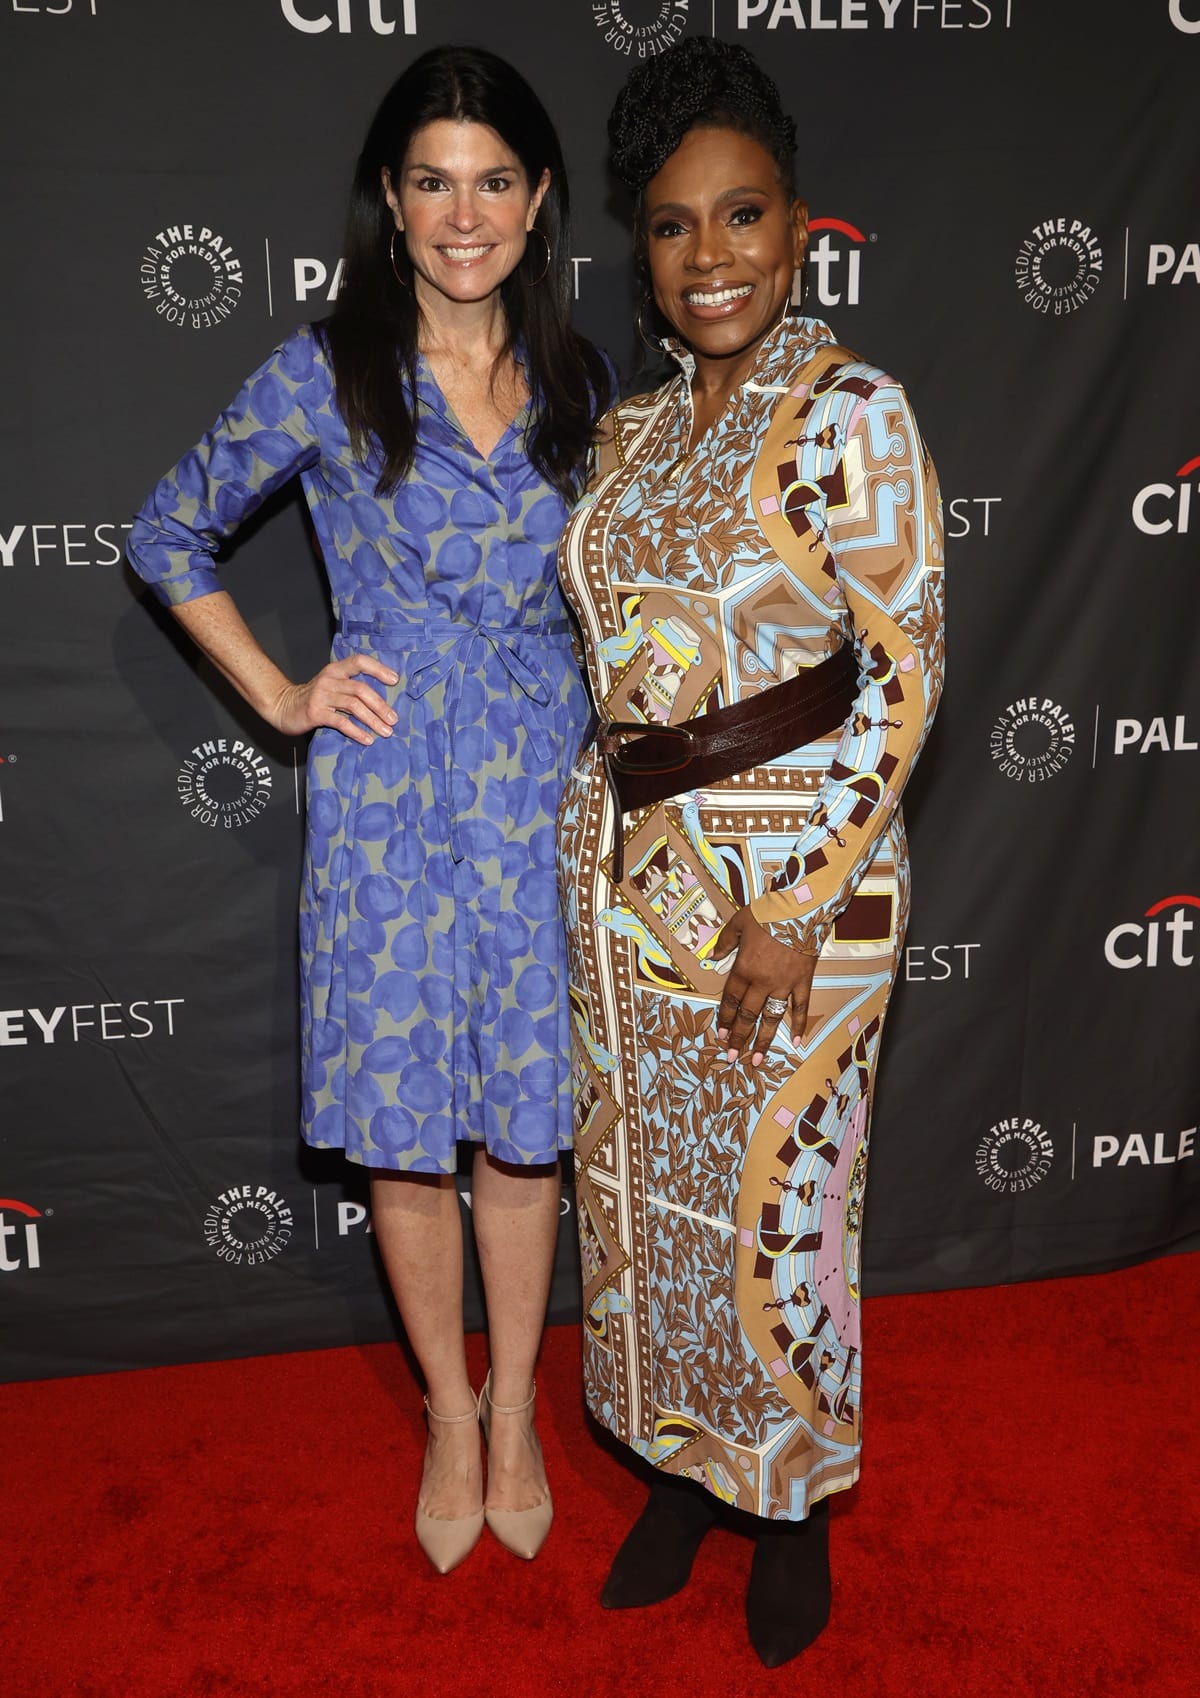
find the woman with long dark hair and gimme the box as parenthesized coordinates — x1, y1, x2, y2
(128, 45, 611, 1576)
(557, 37, 942, 1664)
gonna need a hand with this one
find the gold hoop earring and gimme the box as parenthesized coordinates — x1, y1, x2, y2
(525, 227, 551, 285)
(635, 298, 670, 355)
(389, 228, 409, 290)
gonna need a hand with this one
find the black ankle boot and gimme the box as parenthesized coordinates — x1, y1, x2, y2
(745, 1498, 831, 1667)
(601, 1473, 718, 1609)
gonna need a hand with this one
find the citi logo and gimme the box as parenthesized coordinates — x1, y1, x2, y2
(795, 218, 870, 309)
(280, 0, 416, 31)
(1169, 0, 1200, 34)
(0, 1200, 43, 1273)
(1132, 456, 1198, 534)
(1104, 895, 1199, 969)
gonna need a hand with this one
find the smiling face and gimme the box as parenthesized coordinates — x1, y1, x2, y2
(383, 118, 550, 317)
(643, 125, 807, 375)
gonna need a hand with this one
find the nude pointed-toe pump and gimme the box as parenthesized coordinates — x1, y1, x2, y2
(414, 1398, 485, 1575)
(479, 1375, 554, 1560)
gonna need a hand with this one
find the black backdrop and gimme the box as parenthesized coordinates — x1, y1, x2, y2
(2, 0, 1198, 1383)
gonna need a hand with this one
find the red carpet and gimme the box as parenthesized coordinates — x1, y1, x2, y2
(3, 1257, 1198, 1698)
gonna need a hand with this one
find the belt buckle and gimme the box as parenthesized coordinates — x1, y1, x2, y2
(602, 720, 695, 777)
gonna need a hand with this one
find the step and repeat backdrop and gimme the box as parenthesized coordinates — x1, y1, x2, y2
(1, 0, 1197, 1382)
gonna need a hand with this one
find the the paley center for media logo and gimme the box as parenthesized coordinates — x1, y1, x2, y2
(1014, 217, 1102, 316)
(989, 697, 1075, 783)
(140, 224, 244, 330)
(177, 738, 273, 830)
(975, 1115, 1053, 1194)
(204, 1185, 294, 1266)
(591, 1, 689, 57)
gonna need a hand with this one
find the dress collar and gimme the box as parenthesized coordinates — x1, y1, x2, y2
(415, 339, 532, 455)
(663, 312, 837, 391)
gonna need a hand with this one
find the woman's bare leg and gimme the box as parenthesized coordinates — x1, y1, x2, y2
(370, 1170, 481, 1520)
(470, 1148, 561, 1512)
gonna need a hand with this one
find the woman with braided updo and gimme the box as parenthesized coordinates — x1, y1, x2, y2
(556, 37, 943, 1664)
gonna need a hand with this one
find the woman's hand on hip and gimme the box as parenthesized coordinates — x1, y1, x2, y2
(713, 907, 818, 1067)
(268, 655, 400, 745)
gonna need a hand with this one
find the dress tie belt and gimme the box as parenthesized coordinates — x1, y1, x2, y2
(337, 612, 572, 861)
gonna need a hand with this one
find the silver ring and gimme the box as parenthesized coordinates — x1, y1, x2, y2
(762, 996, 789, 1018)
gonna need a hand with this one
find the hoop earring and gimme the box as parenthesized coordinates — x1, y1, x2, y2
(525, 227, 551, 286)
(635, 297, 670, 355)
(389, 228, 409, 290)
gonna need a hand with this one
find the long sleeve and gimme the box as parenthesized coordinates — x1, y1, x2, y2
(748, 375, 945, 954)
(127, 325, 324, 606)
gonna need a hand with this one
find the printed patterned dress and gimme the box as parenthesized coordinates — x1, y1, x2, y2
(556, 314, 944, 1519)
(128, 324, 590, 1172)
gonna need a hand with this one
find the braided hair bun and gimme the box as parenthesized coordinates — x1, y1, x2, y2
(607, 36, 797, 197)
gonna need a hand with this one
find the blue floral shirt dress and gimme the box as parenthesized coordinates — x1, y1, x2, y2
(128, 324, 590, 1171)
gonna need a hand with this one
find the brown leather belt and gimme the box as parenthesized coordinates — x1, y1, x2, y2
(595, 641, 859, 881)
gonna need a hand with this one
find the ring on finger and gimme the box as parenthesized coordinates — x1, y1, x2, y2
(762, 995, 789, 1018)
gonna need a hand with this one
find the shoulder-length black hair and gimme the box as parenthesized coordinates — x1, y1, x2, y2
(323, 45, 611, 504)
